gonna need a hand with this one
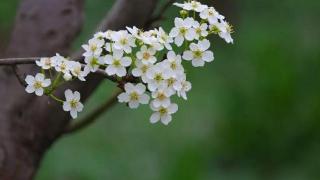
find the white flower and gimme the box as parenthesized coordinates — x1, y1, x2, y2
(53, 55, 70, 74)
(150, 103, 178, 125)
(151, 86, 173, 108)
(111, 30, 136, 53)
(193, 21, 209, 40)
(173, 1, 207, 12)
(132, 60, 152, 83)
(177, 80, 192, 100)
(84, 55, 104, 72)
(169, 17, 196, 46)
(200, 7, 224, 24)
(63, 89, 84, 119)
(69, 61, 86, 81)
(162, 51, 184, 75)
(209, 21, 234, 44)
(25, 73, 51, 96)
(82, 38, 104, 57)
(105, 49, 132, 77)
(146, 63, 171, 92)
(156, 27, 173, 50)
(118, 83, 150, 109)
(127, 26, 143, 40)
(36, 57, 55, 69)
(136, 45, 157, 64)
(182, 39, 214, 67)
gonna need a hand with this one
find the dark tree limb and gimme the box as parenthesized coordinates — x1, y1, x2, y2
(0, 0, 159, 179)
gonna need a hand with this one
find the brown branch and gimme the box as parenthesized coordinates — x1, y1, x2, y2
(0, 57, 118, 83)
(12, 65, 27, 87)
(63, 89, 122, 134)
(144, 0, 176, 29)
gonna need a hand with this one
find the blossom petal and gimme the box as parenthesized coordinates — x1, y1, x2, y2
(150, 112, 160, 124)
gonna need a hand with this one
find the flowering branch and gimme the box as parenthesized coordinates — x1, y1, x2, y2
(4, 1, 234, 125)
(63, 89, 122, 134)
(0, 57, 119, 83)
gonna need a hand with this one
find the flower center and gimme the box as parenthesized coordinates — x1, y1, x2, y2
(141, 65, 148, 73)
(159, 107, 167, 115)
(130, 92, 139, 101)
(154, 73, 163, 82)
(90, 44, 97, 52)
(157, 93, 166, 101)
(193, 50, 203, 58)
(170, 62, 177, 70)
(210, 25, 221, 34)
(167, 77, 175, 86)
(33, 81, 42, 89)
(120, 38, 128, 45)
(143, 52, 151, 60)
(70, 99, 78, 108)
(90, 57, 98, 66)
(113, 59, 121, 67)
(179, 27, 187, 35)
(45, 58, 51, 66)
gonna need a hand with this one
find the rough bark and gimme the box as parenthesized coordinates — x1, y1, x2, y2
(0, 0, 158, 179)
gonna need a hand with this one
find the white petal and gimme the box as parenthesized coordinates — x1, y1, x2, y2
(135, 83, 146, 94)
(64, 89, 73, 101)
(118, 93, 129, 102)
(202, 51, 214, 62)
(192, 59, 205, 67)
(199, 39, 210, 51)
(106, 66, 117, 75)
(182, 51, 193, 61)
(168, 103, 178, 114)
(124, 83, 135, 93)
(185, 29, 196, 41)
(35, 88, 44, 96)
(76, 103, 84, 112)
(25, 75, 35, 84)
(35, 73, 45, 81)
(42, 79, 51, 87)
(132, 68, 142, 77)
(161, 114, 172, 125)
(116, 67, 127, 77)
(150, 112, 160, 124)
(174, 35, 184, 47)
(169, 27, 179, 38)
(121, 57, 132, 67)
(104, 55, 113, 64)
(70, 110, 78, 119)
(25, 85, 35, 93)
(139, 94, 150, 104)
(63, 102, 71, 111)
(74, 91, 81, 101)
(128, 101, 139, 109)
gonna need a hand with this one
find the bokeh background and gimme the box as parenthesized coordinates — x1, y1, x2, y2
(1, 0, 320, 179)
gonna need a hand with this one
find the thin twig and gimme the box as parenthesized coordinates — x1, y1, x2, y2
(144, 0, 176, 29)
(63, 89, 122, 134)
(12, 65, 27, 87)
(0, 57, 118, 83)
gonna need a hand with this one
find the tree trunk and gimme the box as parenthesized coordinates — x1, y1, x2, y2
(0, 0, 158, 179)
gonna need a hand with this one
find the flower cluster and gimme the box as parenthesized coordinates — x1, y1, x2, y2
(24, 1, 233, 124)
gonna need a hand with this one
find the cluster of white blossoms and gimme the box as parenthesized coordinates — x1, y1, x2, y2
(24, 1, 233, 124)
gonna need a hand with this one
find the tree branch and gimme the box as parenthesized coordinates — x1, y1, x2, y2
(63, 89, 122, 134)
(0, 57, 118, 83)
(144, 0, 176, 29)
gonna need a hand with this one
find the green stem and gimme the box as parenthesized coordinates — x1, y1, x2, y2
(50, 94, 64, 103)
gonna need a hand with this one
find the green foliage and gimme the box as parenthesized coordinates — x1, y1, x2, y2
(2, 0, 320, 179)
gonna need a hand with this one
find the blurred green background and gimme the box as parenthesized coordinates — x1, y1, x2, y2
(1, 0, 320, 179)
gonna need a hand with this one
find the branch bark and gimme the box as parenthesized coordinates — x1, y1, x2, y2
(0, 0, 159, 179)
